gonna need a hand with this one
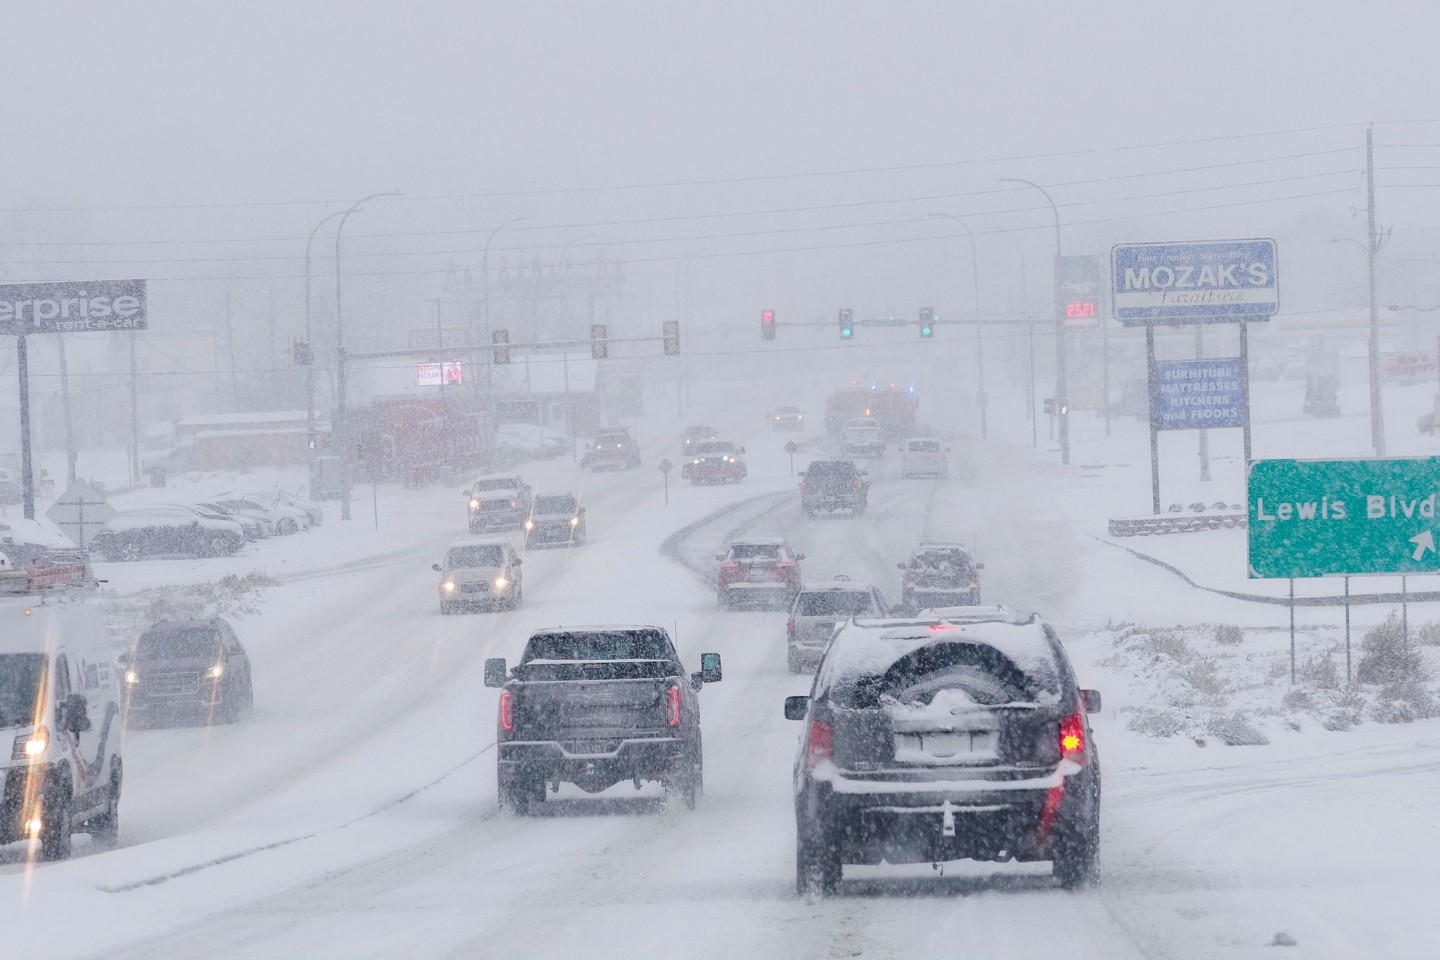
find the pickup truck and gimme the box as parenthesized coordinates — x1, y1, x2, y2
(799, 459, 869, 518)
(484, 626, 722, 813)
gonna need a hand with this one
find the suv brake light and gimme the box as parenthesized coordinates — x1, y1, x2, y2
(805, 720, 833, 771)
(666, 686, 682, 727)
(1059, 713, 1085, 763)
(851, 478, 861, 491)
(786, 617, 796, 638)
(500, 691, 515, 732)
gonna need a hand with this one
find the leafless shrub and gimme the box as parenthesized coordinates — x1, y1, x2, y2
(1298, 653, 1339, 690)
(1205, 712, 1269, 746)
(1213, 624, 1243, 647)
(1357, 612, 1431, 685)
(1125, 708, 1187, 738)
(1414, 621, 1440, 647)
(1282, 688, 1312, 710)
(1179, 656, 1225, 696)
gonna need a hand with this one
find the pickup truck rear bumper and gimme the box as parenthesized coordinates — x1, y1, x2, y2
(499, 736, 689, 787)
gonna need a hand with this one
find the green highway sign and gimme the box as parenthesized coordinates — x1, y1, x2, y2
(1248, 457, 1440, 579)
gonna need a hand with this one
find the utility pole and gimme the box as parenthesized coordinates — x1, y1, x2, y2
(223, 291, 239, 411)
(1366, 123, 1387, 456)
(17, 335, 33, 518)
(56, 332, 77, 486)
(1196, 324, 1210, 481)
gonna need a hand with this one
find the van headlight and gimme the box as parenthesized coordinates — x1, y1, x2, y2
(469, 499, 480, 510)
(524, 520, 535, 531)
(494, 576, 509, 591)
(206, 663, 225, 680)
(124, 669, 140, 685)
(443, 580, 457, 592)
(570, 517, 580, 527)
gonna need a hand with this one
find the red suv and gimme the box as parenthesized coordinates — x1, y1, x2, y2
(714, 538, 803, 610)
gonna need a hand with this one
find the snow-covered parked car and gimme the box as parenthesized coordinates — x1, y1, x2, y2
(248, 490, 323, 526)
(786, 610, 1103, 894)
(180, 503, 264, 541)
(211, 494, 307, 536)
(90, 507, 246, 561)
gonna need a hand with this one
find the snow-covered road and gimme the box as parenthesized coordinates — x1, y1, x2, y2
(5, 423, 1438, 959)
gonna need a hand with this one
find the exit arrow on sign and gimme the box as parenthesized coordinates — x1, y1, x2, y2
(1411, 530, 1435, 561)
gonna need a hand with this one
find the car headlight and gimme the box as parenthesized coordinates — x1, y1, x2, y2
(13, 726, 48, 760)
(206, 663, 225, 680)
(693, 458, 700, 464)
(570, 517, 580, 527)
(124, 669, 140, 685)
(443, 580, 457, 592)
(494, 576, 509, 590)
(524, 520, 535, 531)
(469, 499, 480, 510)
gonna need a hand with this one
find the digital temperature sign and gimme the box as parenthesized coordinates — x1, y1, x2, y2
(1065, 301, 1097, 320)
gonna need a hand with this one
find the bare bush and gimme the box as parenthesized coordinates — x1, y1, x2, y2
(1213, 624, 1243, 646)
(1415, 621, 1440, 647)
(1206, 712, 1270, 746)
(1357, 612, 1431, 685)
(1126, 708, 1187, 738)
(1298, 653, 1339, 690)
(1179, 656, 1225, 696)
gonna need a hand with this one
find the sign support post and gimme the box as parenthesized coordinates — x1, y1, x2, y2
(16, 334, 33, 519)
(1146, 326, 1160, 515)
(1343, 576, 1352, 686)
(1240, 322, 1253, 462)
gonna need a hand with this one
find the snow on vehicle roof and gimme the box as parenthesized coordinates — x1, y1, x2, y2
(914, 542, 971, 553)
(529, 624, 668, 636)
(729, 536, 785, 546)
(472, 474, 524, 487)
(798, 580, 873, 592)
(447, 536, 509, 548)
(818, 615, 1060, 693)
(0, 518, 76, 550)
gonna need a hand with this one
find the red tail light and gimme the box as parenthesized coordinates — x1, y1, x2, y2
(667, 686, 682, 727)
(851, 478, 861, 491)
(500, 691, 515, 732)
(1059, 713, 1085, 763)
(805, 720, 833, 771)
(786, 617, 796, 638)
(800, 479, 808, 493)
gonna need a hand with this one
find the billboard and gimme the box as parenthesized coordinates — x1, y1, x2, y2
(417, 361, 463, 386)
(1152, 358, 1244, 430)
(0, 279, 147, 334)
(1112, 239, 1277, 325)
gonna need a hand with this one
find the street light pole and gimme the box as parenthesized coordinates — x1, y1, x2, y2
(932, 213, 987, 440)
(1000, 177, 1067, 465)
(305, 209, 346, 497)
(334, 190, 401, 521)
(1331, 233, 1389, 456)
(995, 228, 1035, 447)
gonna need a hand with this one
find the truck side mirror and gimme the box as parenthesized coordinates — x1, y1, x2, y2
(60, 693, 91, 734)
(698, 652, 722, 683)
(431, 563, 441, 572)
(483, 658, 508, 688)
(976, 562, 985, 570)
(1081, 689, 1102, 714)
(896, 562, 908, 570)
(794, 554, 806, 561)
(713, 554, 725, 562)
(738, 447, 746, 454)
(784, 696, 809, 721)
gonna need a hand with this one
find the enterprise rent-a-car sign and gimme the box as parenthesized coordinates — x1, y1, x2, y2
(1112, 239, 1277, 325)
(0, 279, 147, 333)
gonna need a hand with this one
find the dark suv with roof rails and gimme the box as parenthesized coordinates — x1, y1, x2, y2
(785, 611, 1102, 895)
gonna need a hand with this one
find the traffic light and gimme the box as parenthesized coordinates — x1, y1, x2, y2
(761, 309, 776, 341)
(492, 329, 510, 365)
(590, 323, 608, 359)
(919, 307, 934, 339)
(663, 320, 680, 356)
(839, 308, 854, 339)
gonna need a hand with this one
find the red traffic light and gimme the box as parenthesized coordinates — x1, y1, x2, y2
(761, 309, 776, 341)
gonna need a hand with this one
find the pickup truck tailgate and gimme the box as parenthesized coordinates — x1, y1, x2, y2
(513, 676, 671, 737)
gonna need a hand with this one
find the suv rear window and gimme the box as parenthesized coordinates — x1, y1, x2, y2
(138, 628, 223, 660)
(911, 548, 973, 572)
(524, 630, 671, 662)
(907, 440, 941, 453)
(797, 590, 874, 617)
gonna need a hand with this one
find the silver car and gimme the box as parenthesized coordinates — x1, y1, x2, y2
(433, 538, 523, 614)
(784, 577, 888, 674)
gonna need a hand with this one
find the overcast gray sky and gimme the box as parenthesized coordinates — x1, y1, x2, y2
(3, 1, 1439, 340)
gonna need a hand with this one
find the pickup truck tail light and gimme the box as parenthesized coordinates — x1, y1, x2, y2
(786, 617, 796, 639)
(500, 691, 515, 732)
(666, 686, 682, 727)
(799, 478, 808, 494)
(805, 720, 833, 771)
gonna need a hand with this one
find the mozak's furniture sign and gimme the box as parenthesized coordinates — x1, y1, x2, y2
(0, 279, 147, 333)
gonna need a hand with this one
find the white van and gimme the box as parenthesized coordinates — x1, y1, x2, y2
(902, 437, 948, 478)
(0, 594, 123, 860)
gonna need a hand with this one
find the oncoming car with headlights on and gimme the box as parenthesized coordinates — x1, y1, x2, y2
(525, 494, 587, 548)
(434, 539, 523, 613)
(682, 440, 747, 485)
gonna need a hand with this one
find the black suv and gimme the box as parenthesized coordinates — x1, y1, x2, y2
(799, 459, 869, 518)
(785, 612, 1101, 894)
(121, 618, 255, 726)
